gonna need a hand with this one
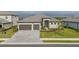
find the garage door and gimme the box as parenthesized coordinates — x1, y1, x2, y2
(33, 24, 39, 30)
(19, 25, 32, 30)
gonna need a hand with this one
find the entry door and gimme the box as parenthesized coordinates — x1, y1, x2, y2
(44, 20, 49, 27)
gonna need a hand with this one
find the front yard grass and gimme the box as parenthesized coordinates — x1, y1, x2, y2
(0, 26, 18, 38)
(40, 28, 79, 38)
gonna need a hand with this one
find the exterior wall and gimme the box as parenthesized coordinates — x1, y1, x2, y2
(64, 22, 79, 29)
(49, 22, 59, 28)
(12, 16, 19, 26)
(0, 15, 12, 22)
(18, 23, 41, 30)
(0, 15, 19, 26)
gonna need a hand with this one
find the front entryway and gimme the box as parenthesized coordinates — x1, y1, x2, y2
(44, 20, 49, 28)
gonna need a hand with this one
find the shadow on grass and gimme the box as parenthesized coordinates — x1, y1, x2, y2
(64, 26, 79, 32)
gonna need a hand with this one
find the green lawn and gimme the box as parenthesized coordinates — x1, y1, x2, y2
(40, 28, 79, 38)
(0, 26, 18, 38)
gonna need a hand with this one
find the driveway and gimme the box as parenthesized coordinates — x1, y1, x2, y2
(2, 30, 42, 43)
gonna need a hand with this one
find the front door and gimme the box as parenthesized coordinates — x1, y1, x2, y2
(44, 20, 49, 28)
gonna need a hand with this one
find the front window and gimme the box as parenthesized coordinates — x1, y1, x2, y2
(5, 16, 8, 19)
(54, 22, 56, 24)
(51, 22, 53, 24)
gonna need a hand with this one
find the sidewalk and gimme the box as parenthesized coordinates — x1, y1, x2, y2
(0, 38, 10, 40)
(41, 38, 79, 40)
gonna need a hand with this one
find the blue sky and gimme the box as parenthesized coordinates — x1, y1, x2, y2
(14, 11, 79, 16)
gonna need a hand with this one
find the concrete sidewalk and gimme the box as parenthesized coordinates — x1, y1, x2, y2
(0, 38, 10, 40)
(41, 38, 79, 40)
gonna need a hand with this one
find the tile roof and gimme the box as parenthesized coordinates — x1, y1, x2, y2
(63, 17, 79, 22)
(18, 15, 58, 23)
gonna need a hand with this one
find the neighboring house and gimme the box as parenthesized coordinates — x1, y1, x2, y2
(0, 11, 19, 26)
(0, 18, 12, 29)
(63, 16, 79, 29)
(18, 15, 63, 31)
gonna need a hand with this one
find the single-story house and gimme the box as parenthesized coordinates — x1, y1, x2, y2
(0, 18, 12, 29)
(63, 16, 79, 29)
(18, 15, 63, 31)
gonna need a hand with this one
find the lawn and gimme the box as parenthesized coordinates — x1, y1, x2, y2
(40, 28, 79, 38)
(0, 26, 18, 38)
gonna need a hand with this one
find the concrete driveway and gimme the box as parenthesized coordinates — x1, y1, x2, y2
(2, 30, 42, 43)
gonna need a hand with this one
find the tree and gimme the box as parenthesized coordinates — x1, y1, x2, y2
(54, 17, 62, 20)
(54, 17, 63, 29)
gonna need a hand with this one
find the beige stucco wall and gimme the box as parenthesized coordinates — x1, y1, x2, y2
(49, 22, 59, 28)
(12, 16, 19, 26)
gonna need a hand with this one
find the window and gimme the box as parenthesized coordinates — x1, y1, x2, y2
(51, 22, 53, 24)
(54, 22, 56, 24)
(5, 16, 8, 19)
(58, 22, 59, 24)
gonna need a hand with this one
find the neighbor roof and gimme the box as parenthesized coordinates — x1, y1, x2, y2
(63, 17, 79, 22)
(18, 15, 57, 23)
(0, 11, 17, 16)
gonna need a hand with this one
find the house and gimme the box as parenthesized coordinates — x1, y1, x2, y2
(18, 15, 63, 31)
(63, 16, 79, 29)
(0, 18, 12, 30)
(0, 11, 19, 26)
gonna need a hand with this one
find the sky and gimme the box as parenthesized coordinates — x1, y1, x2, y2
(14, 11, 79, 16)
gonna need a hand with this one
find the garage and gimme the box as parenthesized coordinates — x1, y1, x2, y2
(33, 24, 40, 30)
(19, 25, 32, 30)
(19, 24, 40, 30)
